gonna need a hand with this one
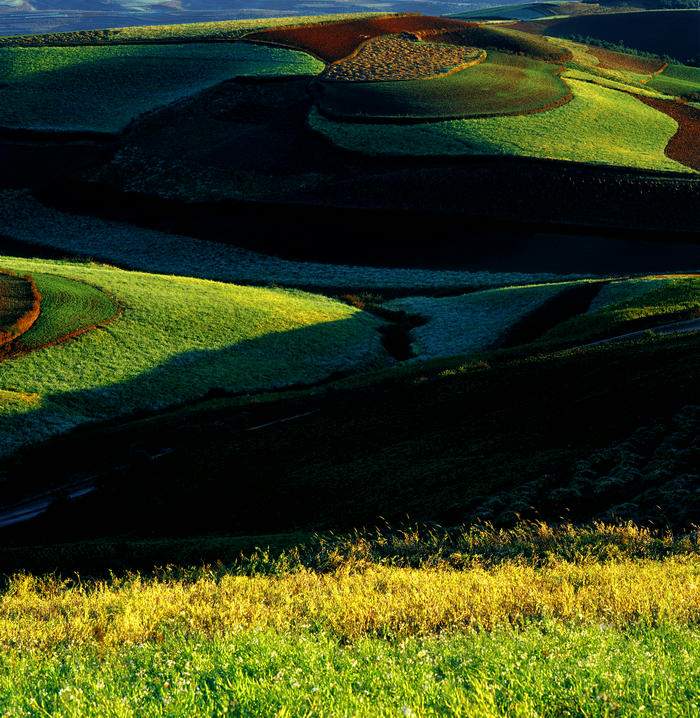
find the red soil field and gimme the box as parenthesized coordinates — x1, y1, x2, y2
(247, 14, 472, 62)
(638, 97, 700, 171)
(0, 272, 40, 348)
(586, 46, 665, 75)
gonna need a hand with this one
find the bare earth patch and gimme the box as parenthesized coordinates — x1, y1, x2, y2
(324, 35, 485, 82)
(0, 271, 40, 347)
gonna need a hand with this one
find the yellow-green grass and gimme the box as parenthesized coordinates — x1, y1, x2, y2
(2, 557, 698, 647)
(315, 51, 571, 121)
(649, 63, 700, 100)
(387, 282, 576, 359)
(309, 78, 690, 172)
(0, 257, 384, 455)
(0, 43, 324, 133)
(540, 275, 700, 344)
(0, 12, 388, 46)
(0, 530, 698, 717)
(562, 67, 672, 99)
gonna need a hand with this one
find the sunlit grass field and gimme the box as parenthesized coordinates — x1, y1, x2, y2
(310, 78, 689, 171)
(0, 257, 383, 454)
(1, 523, 698, 716)
(0, 43, 323, 132)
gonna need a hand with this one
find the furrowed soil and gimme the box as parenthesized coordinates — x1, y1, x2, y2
(637, 97, 700, 171)
(0, 272, 39, 346)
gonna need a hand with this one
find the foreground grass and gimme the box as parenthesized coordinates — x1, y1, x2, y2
(0, 43, 323, 133)
(1, 624, 698, 717)
(310, 78, 689, 171)
(0, 257, 383, 455)
(1, 522, 699, 716)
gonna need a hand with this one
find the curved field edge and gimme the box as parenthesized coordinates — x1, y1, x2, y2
(0, 256, 386, 456)
(0, 271, 40, 347)
(0, 43, 324, 134)
(0, 191, 587, 292)
(1, 272, 120, 359)
(637, 96, 700, 171)
(309, 78, 691, 173)
(314, 52, 573, 122)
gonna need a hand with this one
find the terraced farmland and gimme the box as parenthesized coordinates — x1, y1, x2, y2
(311, 78, 689, 171)
(316, 52, 571, 121)
(0, 43, 323, 133)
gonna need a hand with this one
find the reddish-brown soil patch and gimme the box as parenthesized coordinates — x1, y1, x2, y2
(638, 96, 700, 171)
(0, 272, 40, 347)
(246, 14, 472, 62)
(586, 46, 665, 74)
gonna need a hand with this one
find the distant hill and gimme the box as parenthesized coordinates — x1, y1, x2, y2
(518, 9, 700, 65)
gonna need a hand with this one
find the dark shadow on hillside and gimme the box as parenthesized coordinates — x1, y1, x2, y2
(0, 310, 382, 476)
(0, 329, 698, 563)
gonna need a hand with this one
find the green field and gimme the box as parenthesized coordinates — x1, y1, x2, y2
(15, 273, 118, 352)
(310, 78, 689, 171)
(438, 24, 571, 62)
(316, 52, 571, 121)
(0, 43, 323, 133)
(539, 275, 700, 344)
(0, 257, 384, 454)
(649, 63, 700, 100)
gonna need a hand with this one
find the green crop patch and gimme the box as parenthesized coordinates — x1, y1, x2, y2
(0, 43, 324, 133)
(310, 78, 690, 172)
(0, 257, 384, 455)
(649, 64, 700, 101)
(13, 273, 118, 352)
(315, 52, 571, 121)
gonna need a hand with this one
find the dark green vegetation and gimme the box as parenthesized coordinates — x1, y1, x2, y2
(0, 43, 323, 133)
(315, 52, 571, 121)
(438, 23, 571, 62)
(649, 63, 700, 100)
(521, 9, 700, 65)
